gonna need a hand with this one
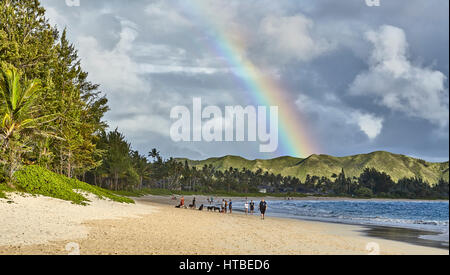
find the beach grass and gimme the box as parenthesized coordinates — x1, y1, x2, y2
(0, 184, 12, 199)
(13, 165, 134, 205)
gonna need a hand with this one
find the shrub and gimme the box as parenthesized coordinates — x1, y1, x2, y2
(14, 165, 134, 205)
(0, 173, 5, 199)
(0, 184, 9, 199)
(355, 187, 374, 198)
(0, 165, 6, 185)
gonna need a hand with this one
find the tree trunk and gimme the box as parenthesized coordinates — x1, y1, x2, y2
(59, 148, 64, 175)
(67, 150, 72, 178)
(114, 172, 119, 191)
(7, 142, 16, 188)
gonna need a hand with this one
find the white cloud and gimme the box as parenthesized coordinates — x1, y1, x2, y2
(139, 64, 230, 75)
(354, 113, 384, 140)
(296, 94, 384, 140)
(112, 114, 171, 138)
(144, 1, 193, 32)
(133, 43, 186, 60)
(76, 20, 147, 95)
(45, 6, 69, 28)
(258, 15, 333, 62)
(350, 25, 449, 127)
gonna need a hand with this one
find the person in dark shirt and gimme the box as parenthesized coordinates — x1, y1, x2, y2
(259, 199, 268, 220)
(250, 201, 255, 214)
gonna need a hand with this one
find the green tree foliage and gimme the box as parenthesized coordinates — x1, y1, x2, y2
(0, 62, 56, 184)
(0, 0, 57, 79)
(49, 29, 108, 178)
(0, 0, 108, 185)
(87, 129, 142, 191)
(131, 150, 151, 189)
(358, 168, 395, 195)
(355, 187, 373, 198)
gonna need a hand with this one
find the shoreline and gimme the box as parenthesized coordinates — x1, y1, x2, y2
(136, 194, 449, 212)
(138, 195, 449, 250)
(137, 193, 449, 203)
(1, 193, 448, 255)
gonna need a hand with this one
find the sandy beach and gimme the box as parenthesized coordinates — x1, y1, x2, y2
(0, 193, 448, 255)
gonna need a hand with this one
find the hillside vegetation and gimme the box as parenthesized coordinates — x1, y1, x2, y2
(179, 151, 449, 185)
(13, 166, 134, 205)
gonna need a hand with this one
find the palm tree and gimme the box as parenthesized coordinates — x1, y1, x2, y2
(131, 150, 150, 189)
(0, 62, 56, 185)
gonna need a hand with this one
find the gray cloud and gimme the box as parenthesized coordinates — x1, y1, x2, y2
(40, 0, 449, 161)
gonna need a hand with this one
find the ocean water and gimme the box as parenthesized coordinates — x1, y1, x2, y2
(233, 200, 449, 245)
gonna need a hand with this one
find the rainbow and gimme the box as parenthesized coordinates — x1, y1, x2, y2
(183, 1, 319, 158)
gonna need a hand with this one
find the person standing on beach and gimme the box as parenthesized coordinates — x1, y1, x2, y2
(224, 200, 228, 214)
(250, 200, 255, 214)
(244, 201, 249, 214)
(221, 199, 225, 213)
(259, 199, 267, 220)
(229, 199, 233, 214)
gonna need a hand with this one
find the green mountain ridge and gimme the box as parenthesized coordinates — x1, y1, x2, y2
(177, 151, 449, 185)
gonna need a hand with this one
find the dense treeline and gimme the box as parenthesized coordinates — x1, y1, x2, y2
(71, 129, 450, 199)
(122, 153, 448, 199)
(80, 136, 449, 199)
(0, 0, 448, 200)
(0, 0, 108, 185)
(84, 129, 149, 191)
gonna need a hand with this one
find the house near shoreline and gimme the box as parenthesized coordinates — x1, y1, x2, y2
(258, 186, 276, 194)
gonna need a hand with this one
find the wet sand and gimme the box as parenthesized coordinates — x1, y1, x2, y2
(363, 226, 448, 250)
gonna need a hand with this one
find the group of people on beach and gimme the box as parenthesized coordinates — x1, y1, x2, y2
(176, 196, 268, 220)
(220, 199, 232, 213)
(244, 199, 268, 219)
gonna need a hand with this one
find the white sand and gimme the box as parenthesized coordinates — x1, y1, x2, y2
(1, 194, 447, 255)
(0, 193, 156, 246)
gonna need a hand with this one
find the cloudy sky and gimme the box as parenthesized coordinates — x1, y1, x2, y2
(40, 0, 449, 162)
